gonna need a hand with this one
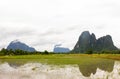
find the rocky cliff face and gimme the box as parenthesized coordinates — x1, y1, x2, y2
(73, 31, 118, 53)
(53, 46, 70, 53)
(96, 35, 117, 51)
(7, 40, 36, 52)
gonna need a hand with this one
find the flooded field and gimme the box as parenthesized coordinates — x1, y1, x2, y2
(0, 60, 120, 79)
(1, 54, 120, 79)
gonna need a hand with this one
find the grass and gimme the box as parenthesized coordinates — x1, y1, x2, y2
(0, 54, 118, 77)
(0, 54, 118, 65)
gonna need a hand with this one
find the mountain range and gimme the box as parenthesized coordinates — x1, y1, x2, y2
(7, 40, 36, 52)
(53, 46, 70, 53)
(6, 31, 118, 53)
(72, 31, 118, 53)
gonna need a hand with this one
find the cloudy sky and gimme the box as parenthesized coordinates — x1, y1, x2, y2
(0, 0, 120, 51)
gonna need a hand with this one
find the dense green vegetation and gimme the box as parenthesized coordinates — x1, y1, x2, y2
(0, 48, 120, 56)
(0, 48, 120, 65)
(0, 48, 51, 56)
(84, 49, 120, 54)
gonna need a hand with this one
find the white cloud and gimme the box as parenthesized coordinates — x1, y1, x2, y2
(0, 0, 120, 51)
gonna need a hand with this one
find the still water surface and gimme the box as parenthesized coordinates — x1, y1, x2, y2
(0, 60, 120, 79)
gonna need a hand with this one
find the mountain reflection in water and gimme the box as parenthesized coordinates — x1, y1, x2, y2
(1, 60, 120, 79)
(78, 59, 115, 77)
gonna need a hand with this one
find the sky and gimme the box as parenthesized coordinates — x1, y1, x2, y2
(0, 0, 120, 51)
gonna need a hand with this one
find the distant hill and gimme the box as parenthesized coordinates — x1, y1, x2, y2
(73, 31, 118, 53)
(53, 45, 70, 53)
(7, 40, 36, 52)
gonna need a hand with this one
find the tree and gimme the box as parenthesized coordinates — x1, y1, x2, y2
(86, 49, 93, 54)
(44, 50, 49, 54)
(0, 48, 8, 55)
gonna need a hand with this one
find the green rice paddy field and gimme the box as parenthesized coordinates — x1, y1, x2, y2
(0, 54, 119, 65)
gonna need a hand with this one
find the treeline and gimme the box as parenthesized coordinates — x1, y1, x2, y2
(0, 48, 51, 56)
(0, 48, 120, 56)
(85, 50, 120, 54)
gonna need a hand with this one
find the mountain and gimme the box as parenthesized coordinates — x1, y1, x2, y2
(7, 40, 36, 52)
(53, 46, 70, 53)
(73, 31, 118, 53)
(95, 35, 118, 51)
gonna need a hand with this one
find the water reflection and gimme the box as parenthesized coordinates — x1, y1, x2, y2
(8, 62, 23, 68)
(1, 60, 120, 79)
(6, 59, 115, 77)
(78, 59, 115, 77)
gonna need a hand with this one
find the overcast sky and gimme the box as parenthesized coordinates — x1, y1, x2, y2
(0, 0, 120, 51)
